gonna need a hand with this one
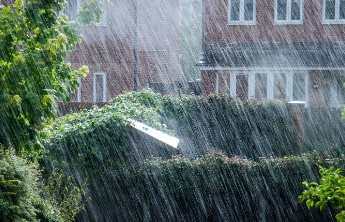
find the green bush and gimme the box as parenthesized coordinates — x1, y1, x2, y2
(0, 150, 62, 222)
(300, 166, 345, 222)
(75, 150, 343, 221)
(111, 89, 297, 158)
(40, 94, 170, 171)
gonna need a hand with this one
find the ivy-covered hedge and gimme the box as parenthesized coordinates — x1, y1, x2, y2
(110, 89, 298, 159)
(40, 97, 170, 170)
(75, 150, 343, 222)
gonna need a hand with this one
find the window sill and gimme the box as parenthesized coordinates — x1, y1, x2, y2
(322, 20, 345, 24)
(227, 21, 256, 26)
(274, 20, 303, 25)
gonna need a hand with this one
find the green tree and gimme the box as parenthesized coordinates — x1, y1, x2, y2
(300, 166, 345, 222)
(0, 0, 107, 154)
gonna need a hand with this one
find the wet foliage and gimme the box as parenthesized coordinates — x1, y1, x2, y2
(0, 150, 65, 222)
(40, 93, 169, 170)
(73, 150, 343, 221)
(110, 89, 298, 158)
(0, 0, 88, 154)
(300, 166, 345, 222)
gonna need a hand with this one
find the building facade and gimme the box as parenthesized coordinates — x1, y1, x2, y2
(200, 0, 345, 107)
(67, 0, 180, 103)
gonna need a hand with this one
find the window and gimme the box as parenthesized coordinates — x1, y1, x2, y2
(324, 0, 345, 23)
(274, 73, 287, 99)
(293, 73, 305, 101)
(228, 0, 256, 25)
(226, 71, 307, 103)
(64, 0, 80, 22)
(335, 73, 345, 104)
(255, 73, 268, 99)
(275, 0, 303, 24)
(236, 73, 249, 100)
(94, 72, 106, 102)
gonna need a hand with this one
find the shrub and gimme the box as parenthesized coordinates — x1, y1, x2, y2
(40, 95, 169, 167)
(300, 166, 345, 222)
(110, 89, 297, 158)
(75, 150, 345, 221)
(0, 150, 62, 221)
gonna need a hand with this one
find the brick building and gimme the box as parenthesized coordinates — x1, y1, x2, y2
(66, 0, 180, 103)
(199, 0, 345, 107)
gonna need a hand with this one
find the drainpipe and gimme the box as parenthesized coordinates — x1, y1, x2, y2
(198, 0, 206, 65)
(133, 0, 138, 91)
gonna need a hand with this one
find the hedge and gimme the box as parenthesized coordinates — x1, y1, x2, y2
(112, 89, 345, 159)
(40, 97, 170, 170)
(75, 150, 344, 222)
(110, 89, 298, 159)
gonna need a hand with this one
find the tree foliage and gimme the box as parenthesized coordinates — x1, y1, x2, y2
(300, 166, 345, 222)
(0, 0, 97, 154)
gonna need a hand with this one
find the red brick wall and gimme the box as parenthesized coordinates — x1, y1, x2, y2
(69, 0, 180, 102)
(205, 0, 345, 43)
(201, 70, 217, 94)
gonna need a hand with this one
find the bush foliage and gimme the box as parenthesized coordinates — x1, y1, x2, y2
(111, 89, 298, 158)
(74, 150, 343, 221)
(40, 93, 169, 170)
(0, 151, 61, 221)
(300, 166, 345, 222)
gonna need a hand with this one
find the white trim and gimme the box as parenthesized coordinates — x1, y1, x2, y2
(221, 71, 309, 103)
(200, 66, 345, 71)
(228, 0, 256, 25)
(230, 73, 237, 96)
(93, 71, 107, 102)
(274, 0, 304, 25)
(287, 73, 294, 100)
(248, 72, 255, 99)
(216, 71, 219, 93)
(305, 73, 309, 107)
(77, 77, 81, 102)
(323, 0, 345, 24)
(267, 73, 274, 99)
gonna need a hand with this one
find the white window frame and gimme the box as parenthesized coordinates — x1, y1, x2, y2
(224, 71, 308, 105)
(228, 0, 256, 25)
(274, 0, 304, 25)
(323, 0, 345, 24)
(77, 77, 81, 102)
(60, 0, 80, 22)
(93, 71, 107, 102)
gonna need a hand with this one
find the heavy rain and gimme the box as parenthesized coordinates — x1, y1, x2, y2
(1, 0, 345, 221)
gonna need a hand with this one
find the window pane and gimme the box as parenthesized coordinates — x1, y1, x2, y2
(277, 0, 287, 20)
(236, 74, 248, 100)
(293, 73, 305, 101)
(230, 0, 240, 21)
(244, 0, 254, 21)
(274, 73, 286, 99)
(65, 0, 78, 21)
(340, 0, 345, 19)
(325, 0, 336, 20)
(255, 73, 267, 99)
(291, 0, 301, 20)
(335, 74, 345, 104)
(95, 74, 104, 102)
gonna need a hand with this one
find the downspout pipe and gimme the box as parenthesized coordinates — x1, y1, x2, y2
(133, 0, 138, 91)
(198, 0, 206, 65)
